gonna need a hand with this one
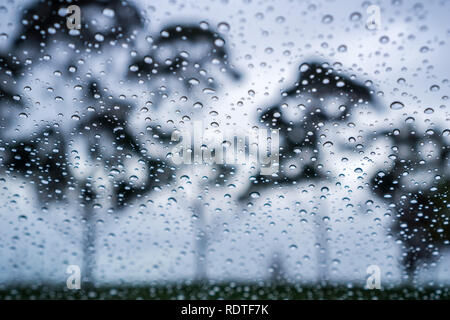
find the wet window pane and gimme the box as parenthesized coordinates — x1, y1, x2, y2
(0, 0, 449, 299)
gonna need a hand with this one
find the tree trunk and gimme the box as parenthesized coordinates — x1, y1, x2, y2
(194, 199, 207, 282)
(315, 200, 329, 284)
(82, 203, 96, 287)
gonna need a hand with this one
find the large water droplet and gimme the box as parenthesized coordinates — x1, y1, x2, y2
(390, 101, 404, 110)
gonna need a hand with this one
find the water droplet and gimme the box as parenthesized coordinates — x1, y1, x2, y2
(322, 14, 334, 24)
(217, 22, 230, 33)
(430, 85, 440, 92)
(250, 192, 260, 199)
(390, 101, 404, 110)
(405, 116, 415, 123)
(193, 102, 203, 109)
(95, 33, 105, 42)
(102, 8, 115, 18)
(379, 36, 390, 44)
(338, 45, 347, 52)
(350, 12, 362, 21)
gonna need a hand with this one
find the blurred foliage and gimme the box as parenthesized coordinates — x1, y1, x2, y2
(0, 283, 448, 300)
(370, 128, 450, 279)
(239, 61, 377, 201)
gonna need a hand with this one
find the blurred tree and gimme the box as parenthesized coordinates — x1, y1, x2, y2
(0, 0, 162, 285)
(370, 126, 450, 282)
(14, 0, 143, 53)
(0, 55, 25, 136)
(69, 81, 174, 282)
(239, 61, 377, 282)
(240, 61, 376, 198)
(128, 23, 242, 281)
